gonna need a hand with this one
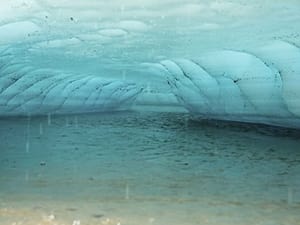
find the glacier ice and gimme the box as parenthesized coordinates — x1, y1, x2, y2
(0, 0, 300, 128)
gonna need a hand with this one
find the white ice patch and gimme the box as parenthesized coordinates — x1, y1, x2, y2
(118, 20, 149, 32)
(98, 28, 128, 37)
(33, 38, 81, 49)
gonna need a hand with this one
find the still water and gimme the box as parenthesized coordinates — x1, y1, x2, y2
(0, 112, 300, 225)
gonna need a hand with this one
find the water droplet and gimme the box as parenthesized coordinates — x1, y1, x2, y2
(66, 116, 69, 126)
(122, 71, 126, 80)
(125, 183, 129, 200)
(75, 116, 78, 128)
(47, 113, 52, 125)
(26, 140, 30, 153)
(25, 170, 29, 181)
(39, 123, 43, 135)
(288, 187, 293, 205)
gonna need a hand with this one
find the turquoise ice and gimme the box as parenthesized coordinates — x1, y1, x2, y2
(0, 0, 300, 128)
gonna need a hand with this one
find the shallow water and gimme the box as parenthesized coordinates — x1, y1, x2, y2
(1, 111, 300, 225)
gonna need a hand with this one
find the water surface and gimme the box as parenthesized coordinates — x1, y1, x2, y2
(0, 112, 300, 225)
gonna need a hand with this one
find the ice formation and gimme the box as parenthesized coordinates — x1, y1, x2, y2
(151, 40, 300, 128)
(0, 51, 142, 116)
(0, 0, 299, 128)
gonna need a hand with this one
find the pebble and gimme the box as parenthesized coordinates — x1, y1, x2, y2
(72, 220, 80, 225)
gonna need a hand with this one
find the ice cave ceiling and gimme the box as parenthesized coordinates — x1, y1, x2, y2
(0, 0, 300, 128)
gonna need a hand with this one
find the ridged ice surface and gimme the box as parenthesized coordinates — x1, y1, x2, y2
(149, 41, 300, 128)
(0, 51, 141, 116)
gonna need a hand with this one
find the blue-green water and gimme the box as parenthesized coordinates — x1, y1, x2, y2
(1, 112, 300, 225)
